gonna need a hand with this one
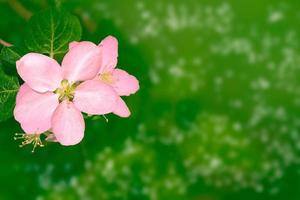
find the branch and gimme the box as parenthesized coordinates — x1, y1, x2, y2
(8, 0, 32, 20)
(0, 39, 12, 47)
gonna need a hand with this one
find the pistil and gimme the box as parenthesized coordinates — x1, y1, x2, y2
(55, 80, 76, 102)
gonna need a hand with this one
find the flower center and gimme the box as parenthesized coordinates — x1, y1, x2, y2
(99, 73, 114, 84)
(55, 80, 77, 102)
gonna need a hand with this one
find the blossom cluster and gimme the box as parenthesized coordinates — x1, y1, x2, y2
(13, 36, 139, 149)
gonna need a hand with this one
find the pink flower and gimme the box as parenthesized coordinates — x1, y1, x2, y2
(14, 41, 119, 146)
(96, 36, 140, 117)
(70, 36, 139, 118)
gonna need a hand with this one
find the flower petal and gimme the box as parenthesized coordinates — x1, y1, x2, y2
(16, 83, 31, 105)
(113, 97, 131, 118)
(62, 41, 102, 83)
(111, 69, 139, 96)
(16, 53, 62, 93)
(73, 80, 118, 115)
(52, 100, 85, 146)
(14, 87, 59, 134)
(98, 36, 118, 73)
(69, 41, 79, 49)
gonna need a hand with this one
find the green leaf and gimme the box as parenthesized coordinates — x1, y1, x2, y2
(0, 46, 22, 65)
(0, 46, 23, 76)
(24, 7, 82, 58)
(0, 69, 19, 122)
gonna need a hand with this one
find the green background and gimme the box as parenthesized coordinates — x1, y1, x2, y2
(1, 0, 300, 199)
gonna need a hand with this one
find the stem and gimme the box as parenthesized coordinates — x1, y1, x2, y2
(8, 0, 32, 20)
(0, 39, 12, 47)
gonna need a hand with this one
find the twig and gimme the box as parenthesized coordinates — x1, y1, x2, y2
(8, 0, 32, 20)
(0, 39, 12, 47)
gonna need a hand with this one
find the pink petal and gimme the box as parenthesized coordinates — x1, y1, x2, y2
(69, 41, 80, 49)
(52, 100, 85, 146)
(113, 97, 131, 118)
(111, 69, 139, 96)
(16, 83, 31, 105)
(62, 41, 102, 83)
(14, 87, 59, 134)
(73, 80, 118, 115)
(16, 53, 62, 93)
(98, 36, 118, 73)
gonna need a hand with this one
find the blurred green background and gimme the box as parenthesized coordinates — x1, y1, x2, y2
(1, 0, 300, 199)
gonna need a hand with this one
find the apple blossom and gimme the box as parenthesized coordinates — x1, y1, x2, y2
(97, 36, 139, 117)
(14, 41, 119, 150)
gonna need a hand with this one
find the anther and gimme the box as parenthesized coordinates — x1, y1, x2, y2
(14, 133, 45, 153)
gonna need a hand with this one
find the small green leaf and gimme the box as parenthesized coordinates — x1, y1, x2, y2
(0, 46, 22, 65)
(0, 69, 19, 122)
(25, 7, 82, 58)
(0, 46, 23, 76)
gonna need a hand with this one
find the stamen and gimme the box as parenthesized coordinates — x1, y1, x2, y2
(14, 133, 44, 153)
(99, 73, 114, 84)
